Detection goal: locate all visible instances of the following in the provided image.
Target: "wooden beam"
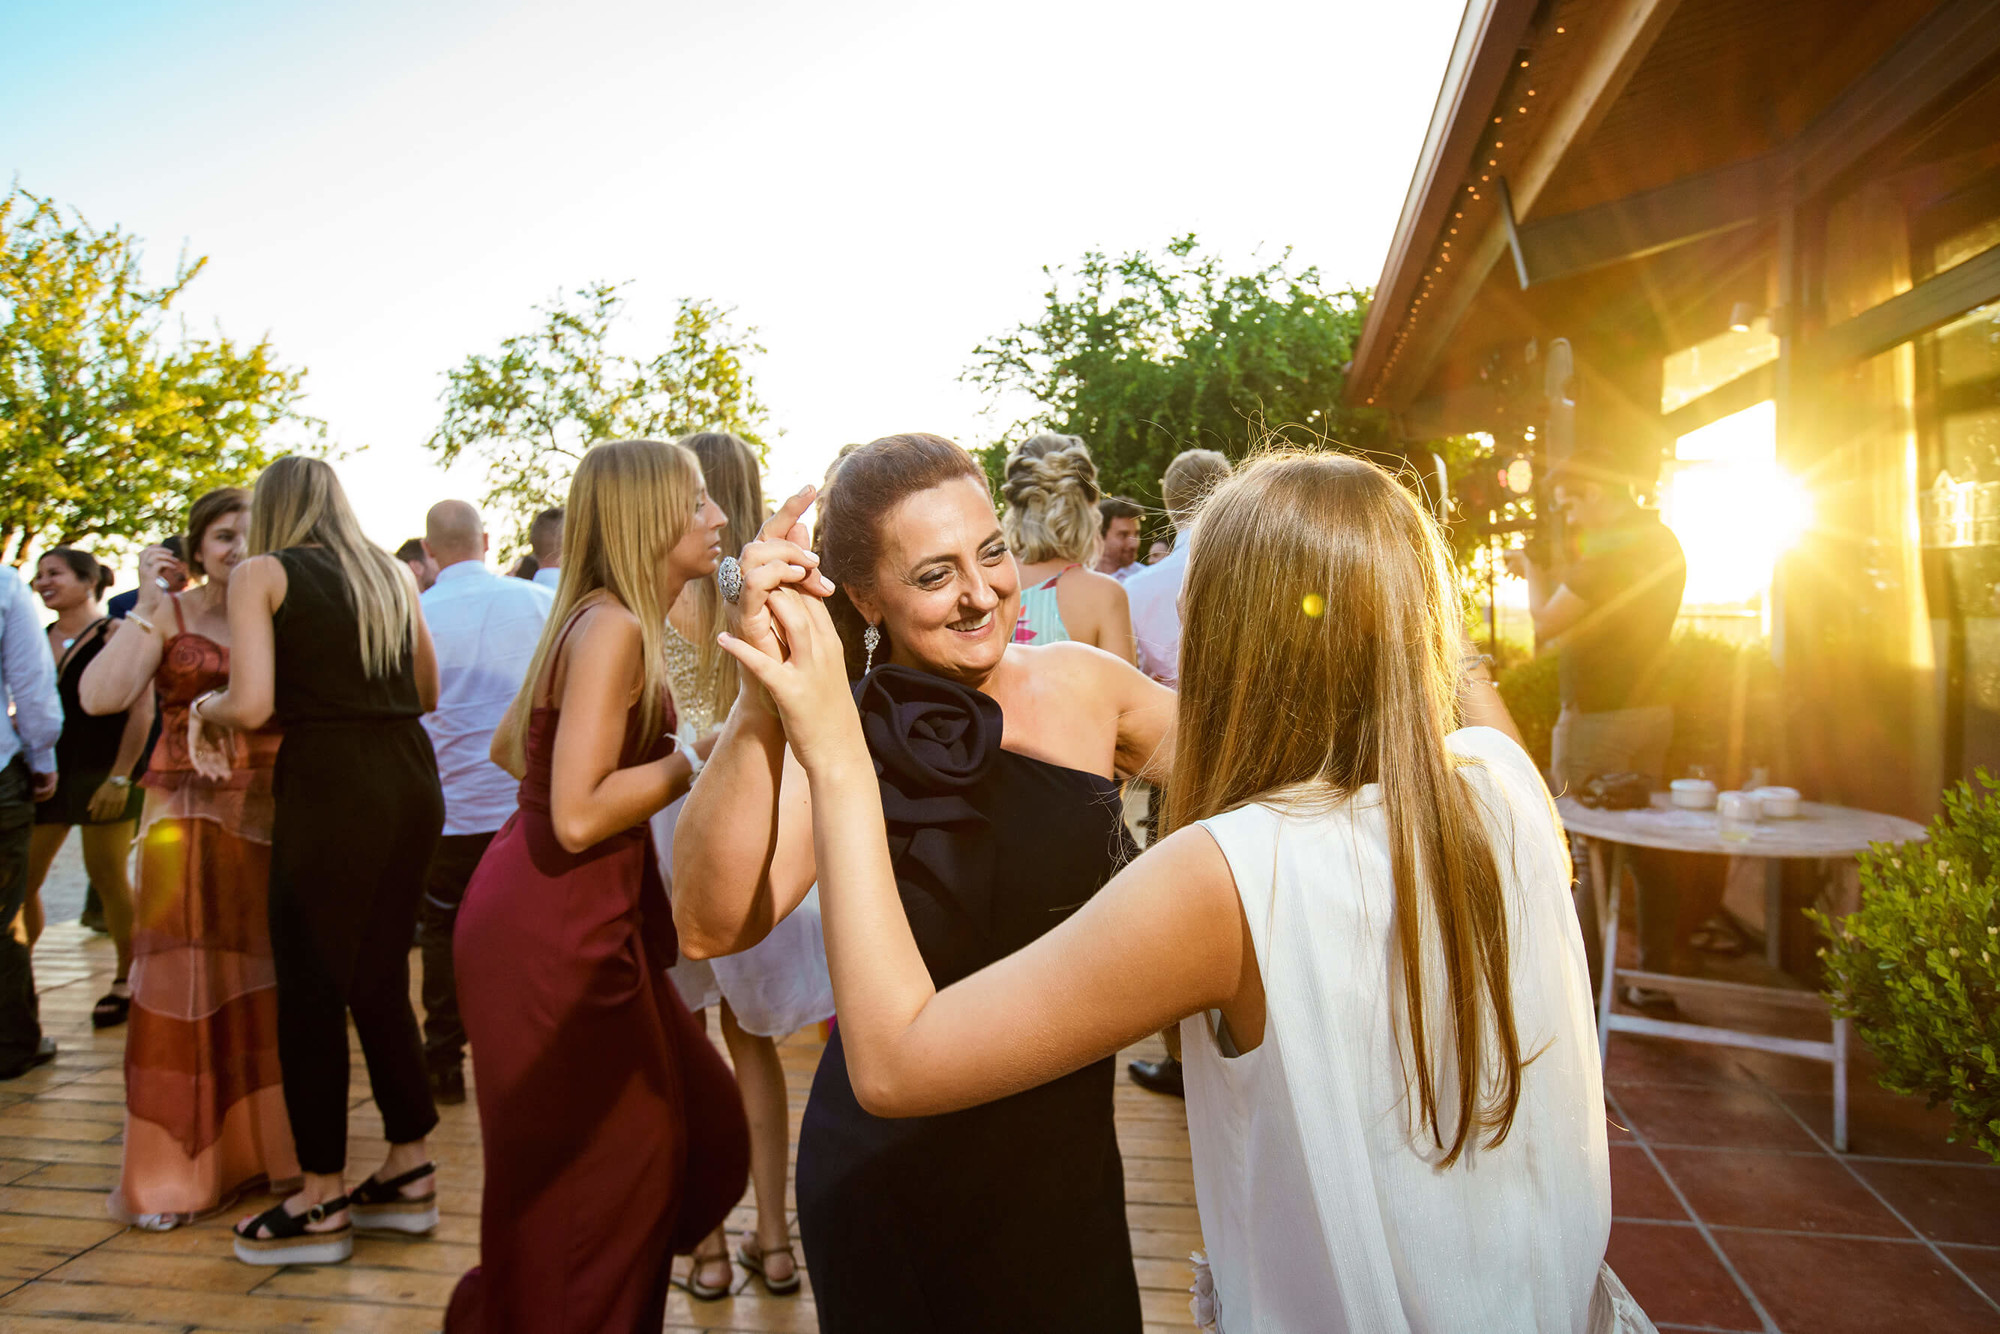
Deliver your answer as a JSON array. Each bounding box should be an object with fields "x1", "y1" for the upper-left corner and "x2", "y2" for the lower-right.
[
  {"x1": 1661, "y1": 360, "x2": 1777, "y2": 439},
  {"x1": 1350, "y1": 0, "x2": 1541, "y2": 397},
  {"x1": 1790, "y1": 0, "x2": 2000, "y2": 201},
  {"x1": 1809, "y1": 242, "x2": 2000, "y2": 367},
  {"x1": 1380, "y1": 0, "x2": 1685, "y2": 409},
  {"x1": 1505, "y1": 153, "x2": 1777, "y2": 288}
]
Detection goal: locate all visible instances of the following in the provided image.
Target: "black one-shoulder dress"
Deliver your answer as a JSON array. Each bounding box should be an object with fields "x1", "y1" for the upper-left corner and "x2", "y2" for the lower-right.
[{"x1": 795, "y1": 665, "x2": 1143, "y2": 1334}]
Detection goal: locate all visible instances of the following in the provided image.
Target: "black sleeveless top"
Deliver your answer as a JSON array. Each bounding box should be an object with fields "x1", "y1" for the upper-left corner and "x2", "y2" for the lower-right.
[
  {"x1": 271, "y1": 547, "x2": 421, "y2": 727},
  {"x1": 794, "y1": 664, "x2": 1143, "y2": 1334}
]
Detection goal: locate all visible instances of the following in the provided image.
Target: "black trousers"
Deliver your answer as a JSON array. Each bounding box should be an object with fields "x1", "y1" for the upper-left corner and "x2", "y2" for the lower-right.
[
  {"x1": 419, "y1": 829, "x2": 495, "y2": 1073},
  {"x1": 269, "y1": 723, "x2": 444, "y2": 1175},
  {"x1": 0, "y1": 759, "x2": 42, "y2": 1070}
]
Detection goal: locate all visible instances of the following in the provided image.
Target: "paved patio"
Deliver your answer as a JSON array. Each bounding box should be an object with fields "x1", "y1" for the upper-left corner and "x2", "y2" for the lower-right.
[{"x1": 0, "y1": 842, "x2": 1995, "y2": 1332}]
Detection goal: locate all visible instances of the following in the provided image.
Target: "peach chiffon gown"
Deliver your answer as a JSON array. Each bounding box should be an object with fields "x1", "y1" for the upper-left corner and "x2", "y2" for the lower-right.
[{"x1": 109, "y1": 598, "x2": 298, "y2": 1228}]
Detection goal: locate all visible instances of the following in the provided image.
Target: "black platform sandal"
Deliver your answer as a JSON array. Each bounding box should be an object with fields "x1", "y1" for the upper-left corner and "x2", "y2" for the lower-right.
[
  {"x1": 92, "y1": 981, "x2": 131, "y2": 1030},
  {"x1": 737, "y1": 1240, "x2": 801, "y2": 1296},
  {"x1": 232, "y1": 1195, "x2": 353, "y2": 1266},
  {"x1": 349, "y1": 1162, "x2": 439, "y2": 1235}
]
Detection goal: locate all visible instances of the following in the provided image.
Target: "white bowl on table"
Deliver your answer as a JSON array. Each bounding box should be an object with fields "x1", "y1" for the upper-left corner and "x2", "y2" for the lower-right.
[
  {"x1": 1752, "y1": 786, "x2": 1802, "y2": 819},
  {"x1": 1670, "y1": 779, "x2": 1718, "y2": 810}
]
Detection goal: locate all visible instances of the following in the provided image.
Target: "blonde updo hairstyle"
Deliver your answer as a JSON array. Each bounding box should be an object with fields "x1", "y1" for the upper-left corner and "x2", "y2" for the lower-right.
[{"x1": 1000, "y1": 432, "x2": 1103, "y2": 567}]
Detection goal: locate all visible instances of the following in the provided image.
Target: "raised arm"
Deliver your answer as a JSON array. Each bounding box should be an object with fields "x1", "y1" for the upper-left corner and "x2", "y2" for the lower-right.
[
  {"x1": 545, "y1": 607, "x2": 696, "y2": 853},
  {"x1": 79, "y1": 549, "x2": 178, "y2": 715},
  {"x1": 671, "y1": 486, "x2": 832, "y2": 960},
  {"x1": 721, "y1": 590, "x2": 1253, "y2": 1117}
]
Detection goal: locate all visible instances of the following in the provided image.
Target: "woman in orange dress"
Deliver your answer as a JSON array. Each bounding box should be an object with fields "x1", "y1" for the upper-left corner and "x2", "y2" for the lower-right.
[{"x1": 81, "y1": 489, "x2": 299, "y2": 1228}]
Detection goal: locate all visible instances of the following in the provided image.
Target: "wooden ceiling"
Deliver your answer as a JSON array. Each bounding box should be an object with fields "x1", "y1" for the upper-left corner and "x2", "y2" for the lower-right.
[{"x1": 1353, "y1": 0, "x2": 1969, "y2": 429}]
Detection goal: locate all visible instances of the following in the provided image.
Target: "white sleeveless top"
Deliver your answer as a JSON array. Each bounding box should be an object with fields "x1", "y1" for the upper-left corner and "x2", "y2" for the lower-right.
[{"x1": 1182, "y1": 727, "x2": 1612, "y2": 1333}]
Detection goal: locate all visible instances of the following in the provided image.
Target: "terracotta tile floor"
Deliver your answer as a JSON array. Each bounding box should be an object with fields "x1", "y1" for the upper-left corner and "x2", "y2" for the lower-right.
[
  {"x1": 2, "y1": 895, "x2": 1997, "y2": 1330},
  {"x1": 1601, "y1": 979, "x2": 2000, "y2": 1333}
]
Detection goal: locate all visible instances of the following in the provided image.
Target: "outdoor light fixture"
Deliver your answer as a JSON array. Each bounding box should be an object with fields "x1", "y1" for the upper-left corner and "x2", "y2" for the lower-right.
[{"x1": 1728, "y1": 302, "x2": 1758, "y2": 333}]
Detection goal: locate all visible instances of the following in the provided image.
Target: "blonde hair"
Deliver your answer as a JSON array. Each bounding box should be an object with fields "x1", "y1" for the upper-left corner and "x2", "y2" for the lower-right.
[
  {"x1": 679, "y1": 431, "x2": 764, "y2": 722},
  {"x1": 247, "y1": 456, "x2": 416, "y2": 679},
  {"x1": 496, "y1": 439, "x2": 701, "y2": 774},
  {"x1": 1161, "y1": 448, "x2": 1232, "y2": 527},
  {"x1": 1167, "y1": 449, "x2": 1522, "y2": 1168},
  {"x1": 1000, "y1": 432, "x2": 1102, "y2": 566}
]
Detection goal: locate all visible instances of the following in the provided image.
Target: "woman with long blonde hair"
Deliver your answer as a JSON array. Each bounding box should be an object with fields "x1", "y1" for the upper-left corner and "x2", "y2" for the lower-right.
[
  {"x1": 720, "y1": 449, "x2": 1631, "y2": 1332},
  {"x1": 657, "y1": 431, "x2": 830, "y2": 1300},
  {"x1": 446, "y1": 439, "x2": 749, "y2": 1334},
  {"x1": 186, "y1": 455, "x2": 445, "y2": 1267}
]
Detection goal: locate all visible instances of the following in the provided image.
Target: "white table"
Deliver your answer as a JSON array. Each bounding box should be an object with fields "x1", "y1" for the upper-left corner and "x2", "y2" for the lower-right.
[{"x1": 1557, "y1": 794, "x2": 1928, "y2": 1151}]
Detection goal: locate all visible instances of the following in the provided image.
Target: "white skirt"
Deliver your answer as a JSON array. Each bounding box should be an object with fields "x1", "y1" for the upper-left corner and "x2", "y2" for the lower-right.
[{"x1": 651, "y1": 794, "x2": 835, "y2": 1038}]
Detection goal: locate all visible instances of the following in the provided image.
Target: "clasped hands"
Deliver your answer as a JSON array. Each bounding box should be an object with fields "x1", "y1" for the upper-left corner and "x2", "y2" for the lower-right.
[{"x1": 718, "y1": 485, "x2": 867, "y2": 771}]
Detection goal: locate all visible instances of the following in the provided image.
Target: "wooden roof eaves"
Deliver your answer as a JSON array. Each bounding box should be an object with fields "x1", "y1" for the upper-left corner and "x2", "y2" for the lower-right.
[
  {"x1": 1354, "y1": 0, "x2": 1686, "y2": 416},
  {"x1": 1347, "y1": 0, "x2": 1541, "y2": 404}
]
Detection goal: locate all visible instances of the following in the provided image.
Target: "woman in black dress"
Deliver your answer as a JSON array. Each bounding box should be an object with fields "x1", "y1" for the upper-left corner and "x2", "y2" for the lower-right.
[
  {"x1": 188, "y1": 455, "x2": 444, "y2": 1268},
  {"x1": 674, "y1": 434, "x2": 1176, "y2": 1333},
  {"x1": 24, "y1": 548, "x2": 149, "y2": 1026}
]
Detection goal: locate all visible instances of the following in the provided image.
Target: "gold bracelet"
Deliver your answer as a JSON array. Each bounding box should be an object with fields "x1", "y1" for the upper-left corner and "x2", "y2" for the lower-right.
[{"x1": 126, "y1": 610, "x2": 160, "y2": 637}]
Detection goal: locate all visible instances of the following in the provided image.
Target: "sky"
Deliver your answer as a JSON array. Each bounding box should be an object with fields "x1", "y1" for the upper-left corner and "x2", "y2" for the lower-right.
[{"x1": 6, "y1": 0, "x2": 1468, "y2": 553}]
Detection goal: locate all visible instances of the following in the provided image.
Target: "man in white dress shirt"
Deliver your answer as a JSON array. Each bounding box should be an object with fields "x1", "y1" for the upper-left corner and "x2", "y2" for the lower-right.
[
  {"x1": 1093, "y1": 497, "x2": 1144, "y2": 581},
  {"x1": 528, "y1": 506, "x2": 564, "y2": 591},
  {"x1": 1124, "y1": 448, "x2": 1231, "y2": 688},
  {"x1": 1121, "y1": 448, "x2": 1230, "y2": 1101},
  {"x1": 417, "y1": 501, "x2": 554, "y2": 1103},
  {"x1": 0, "y1": 564, "x2": 63, "y2": 1079}
]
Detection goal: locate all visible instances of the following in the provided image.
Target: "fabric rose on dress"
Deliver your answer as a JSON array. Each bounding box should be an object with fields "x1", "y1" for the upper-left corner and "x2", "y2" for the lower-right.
[
  {"x1": 853, "y1": 664, "x2": 1004, "y2": 941},
  {"x1": 1189, "y1": 1250, "x2": 1220, "y2": 1332}
]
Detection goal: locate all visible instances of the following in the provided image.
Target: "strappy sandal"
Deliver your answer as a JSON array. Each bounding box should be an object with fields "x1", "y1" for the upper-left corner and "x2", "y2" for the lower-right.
[
  {"x1": 348, "y1": 1162, "x2": 439, "y2": 1235},
  {"x1": 92, "y1": 982, "x2": 131, "y2": 1030},
  {"x1": 737, "y1": 1240, "x2": 801, "y2": 1296},
  {"x1": 682, "y1": 1242, "x2": 735, "y2": 1301},
  {"x1": 232, "y1": 1195, "x2": 353, "y2": 1266}
]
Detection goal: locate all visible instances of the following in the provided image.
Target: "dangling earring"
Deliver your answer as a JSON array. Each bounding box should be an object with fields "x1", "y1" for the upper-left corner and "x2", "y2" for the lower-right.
[{"x1": 862, "y1": 623, "x2": 881, "y2": 674}]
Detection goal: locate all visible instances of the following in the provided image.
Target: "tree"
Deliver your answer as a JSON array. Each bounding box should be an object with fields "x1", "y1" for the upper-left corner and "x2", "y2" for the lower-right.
[
  {"x1": 965, "y1": 235, "x2": 1394, "y2": 497},
  {"x1": 427, "y1": 281, "x2": 769, "y2": 537},
  {"x1": 964, "y1": 235, "x2": 1512, "y2": 566},
  {"x1": 0, "y1": 187, "x2": 319, "y2": 566}
]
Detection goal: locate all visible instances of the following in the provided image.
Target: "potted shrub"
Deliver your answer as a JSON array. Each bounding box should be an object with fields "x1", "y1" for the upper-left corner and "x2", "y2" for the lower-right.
[{"x1": 1812, "y1": 773, "x2": 2000, "y2": 1163}]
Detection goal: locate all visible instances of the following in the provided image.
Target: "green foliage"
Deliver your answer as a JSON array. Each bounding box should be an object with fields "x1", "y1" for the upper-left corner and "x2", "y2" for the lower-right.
[
  {"x1": 1496, "y1": 647, "x2": 1560, "y2": 770},
  {"x1": 964, "y1": 237, "x2": 1382, "y2": 500},
  {"x1": 964, "y1": 235, "x2": 1506, "y2": 564},
  {"x1": 1812, "y1": 774, "x2": 2000, "y2": 1162},
  {"x1": 427, "y1": 281, "x2": 769, "y2": 539},
  {"x1": 0, "y1": 187, "x2": 319, "y2": 565},
  {"x1": 1494, "y1": 630, "x2": 1778, "y2": 776}
]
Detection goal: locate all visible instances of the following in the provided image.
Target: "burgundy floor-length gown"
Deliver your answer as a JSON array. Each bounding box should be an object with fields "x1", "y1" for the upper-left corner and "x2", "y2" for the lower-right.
[{"x1": 446, "y1": 694, "x2": 747, "y2": 1334}]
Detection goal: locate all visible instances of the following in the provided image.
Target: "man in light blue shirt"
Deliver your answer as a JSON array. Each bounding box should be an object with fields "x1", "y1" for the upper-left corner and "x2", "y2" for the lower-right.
[
  {"x1": 416, "y1": 501, "x2": 554, "y2": 1103},
  {"x1": 0, "y1": 563, "x2": 63, "y2": 1078},
  {"x1": 529, "y1": 506, "x2": 563, "y2": 592}
]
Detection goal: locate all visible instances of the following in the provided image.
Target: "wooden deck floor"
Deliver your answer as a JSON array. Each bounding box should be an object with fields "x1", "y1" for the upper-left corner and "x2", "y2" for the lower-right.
[{"x1": 0, "y1": 921, "x2": 1201, "y2": 1333}]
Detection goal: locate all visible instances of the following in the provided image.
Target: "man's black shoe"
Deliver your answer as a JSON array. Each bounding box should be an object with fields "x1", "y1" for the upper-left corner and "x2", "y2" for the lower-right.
[
  {"x1": 1127, "y1": 1055, "x2": 1184, "y2": 1099},
  {"x1": 0, "y1": 1037, "x2": 57, "y2": 1081},
  {"x1": 428, "y1": 1064, "x2": 466, "y2": 1106}
]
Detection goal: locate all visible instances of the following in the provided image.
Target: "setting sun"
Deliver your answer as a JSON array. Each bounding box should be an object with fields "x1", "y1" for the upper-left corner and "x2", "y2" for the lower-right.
[{"x1": 1662, "y1": 401, "x2": 1811, "y2": 608}]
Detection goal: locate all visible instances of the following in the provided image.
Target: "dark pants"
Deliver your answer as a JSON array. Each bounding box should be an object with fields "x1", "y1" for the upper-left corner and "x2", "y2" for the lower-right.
[
  {"x1": 0, "y1": 759, "x2": 42, "y2": 1070},
  {"x1": 269, "y1": 723, "x2": 443, "y2": 1175},
  {"x1": 420, "y1": 830, "x2": 495, "y2": 1073}
]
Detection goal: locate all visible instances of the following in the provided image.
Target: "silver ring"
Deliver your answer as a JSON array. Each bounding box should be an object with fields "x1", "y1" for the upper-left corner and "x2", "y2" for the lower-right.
[{"x1": 717, "y1": 555, "x2": 744, "y2": 604}]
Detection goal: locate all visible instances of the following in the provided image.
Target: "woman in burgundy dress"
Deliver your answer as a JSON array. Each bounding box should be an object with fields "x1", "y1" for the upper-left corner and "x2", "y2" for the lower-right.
[{"x1": 446, "y1": 438, "x2": 748, "y2": 1334}]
